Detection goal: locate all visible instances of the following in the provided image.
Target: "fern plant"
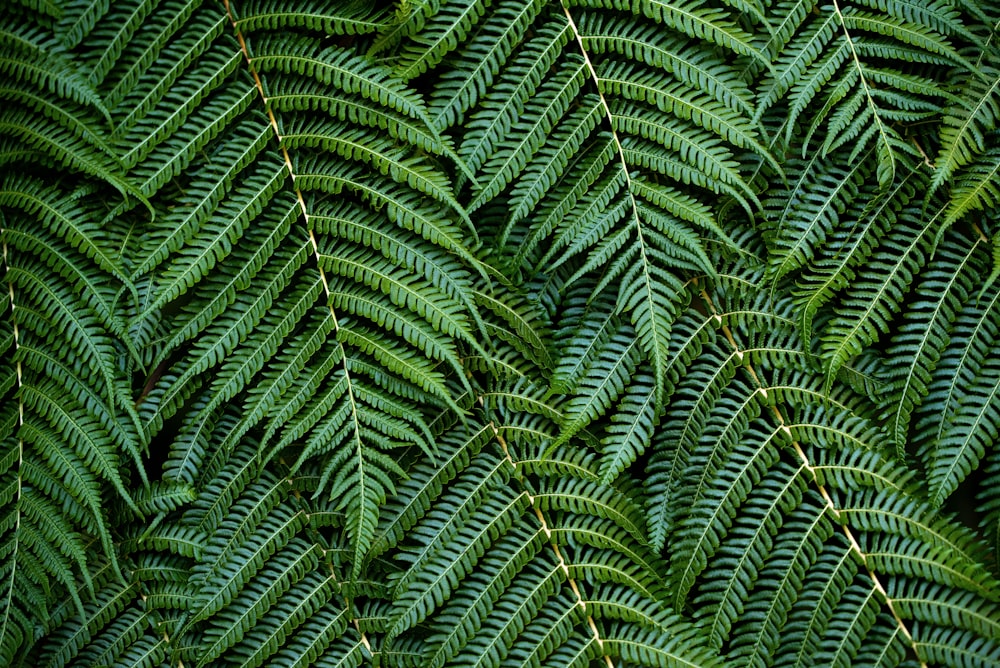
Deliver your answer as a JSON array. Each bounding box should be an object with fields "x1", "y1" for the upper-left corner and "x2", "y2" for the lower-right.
[{"x1": 2, "y1": 0, "x2": 1000, "y2": 666}]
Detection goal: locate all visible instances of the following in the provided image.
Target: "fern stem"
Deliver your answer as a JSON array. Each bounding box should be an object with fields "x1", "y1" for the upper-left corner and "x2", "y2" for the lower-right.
[
  {"x1": 560, "y1": 0, "x2": 666, "y2": 396},
  {"x1": 222, "y1": 1, "x2": 375, "y2": 656},
  {"x1": 698, "y1": 286, "x2": 929, "y2": 668},
  {"x1": 558, "y1": 3, "x2": 632, "y2": 202},
  {"x1": 830, "y1": 0, "x2": 897, "y2": 184},
  {"x1": 0, "y1": 225, "x2": 23, "y2": 659},
  {"x1": 559, "y1": 1, "x2": 643, "y2": 225},
  {"x1": 976, "y1": 17, "x2": 1000, "y2": 69},
  {"x1": 972, "y1": 221, "x2": 989, "y2": 244},
  {"x1": 1, "y1": 231, "x2": 22, "y2": 421},
  {"x1": 490, "y1": 421, "x2": 616, "y2": 668},
  {"x1": 911, "y1": 136, "x2": 934, "y2": 168}
]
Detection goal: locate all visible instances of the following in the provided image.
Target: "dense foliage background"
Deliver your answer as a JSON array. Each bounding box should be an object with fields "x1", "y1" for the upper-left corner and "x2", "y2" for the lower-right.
[{"x1": 3, "y1": 0, "x2": 1000, "y2": 665}]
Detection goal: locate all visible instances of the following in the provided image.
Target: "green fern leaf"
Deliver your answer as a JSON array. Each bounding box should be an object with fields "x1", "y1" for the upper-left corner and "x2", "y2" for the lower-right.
[
  {"x1": 428, "y1": 0, "x2": 548, "y2": 129},
  {"x1": 882, "y1": 230, "x2": 983, "y2": 456},
  {"x1": 7, "y1": 1, "x2": 1000, "y2": 665},
  {"x1": 249, "y1": 35, "x2": 438, "y2": 130},
  {"x1": 942, "y1": 143, "x2": 1000, "y2": 231},
  {"x1": 577, "y1": 0, "x2": 767, "y2": 63},
  {"x1": 393, "y1": 0, "x2": 489, "y2": 81},
  {"x1": 931, "y1": 66, "x2": 1000, "y2": 196},
  {"x1": 232, "y1": 0, "x2": 391, "y2": 35},
  {"x1": 818, "y1": 196, "x2": 937, "y2": 389},
  {"x1": 913, "y1": 271, "x2": 1000, "y2": 507}
]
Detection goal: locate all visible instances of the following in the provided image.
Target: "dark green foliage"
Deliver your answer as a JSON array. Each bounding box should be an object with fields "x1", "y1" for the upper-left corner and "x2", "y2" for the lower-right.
[{"x1": 2, "y1": 0, "x2": 1000, "y2": 666}]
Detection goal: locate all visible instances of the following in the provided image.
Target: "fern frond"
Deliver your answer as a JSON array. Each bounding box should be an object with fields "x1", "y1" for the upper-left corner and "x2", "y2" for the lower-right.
[
  {"x1": 280, "y1": 120, "x2": 464, "y2": 216},
  {"x1": 913, "y1": 269, "x2": 1000, "y2": 506},
  {"x1": 616, "y1": 109, "x2": 760, "y2": 215},
  {"x1": 267, "y1": 604, "x2": 366, "y2": 668},
  {"x1": 232, "y1": 0, "x2": 391, "y2": 35},
  {"x1": 578, "y1": 12, "x2": 755, "y2": 116},
  {"x1": 836, "y1": 488, "x2": 998, "y2": 596},
  {"x1": 932, "y1": 67, "x2": 1000, "y2": 199},
  {"x1": 0, "y1": 173, "x2": 129, "y2": 284},
  {"x1": 721, "y1": 491, "x2": 833, "y2": 667},
  {"x1": 456, "y1": 19, "x2": 573, "y2": 175},
  {"x1": 790, "y1": 165, "x2": 919, "y2": 342},
  {"x1": 386, "y1": 484, "x2": 531, "y2": 640},
  {"x1": 643, "y1": 301, "x2": 726, "y2": 546},
  {"x1": 468, "y1": 56, "x2": 588, "y2": 212},
  {"x1": 428, "y1": 0, "x2": 547, "y2": 129},
  {"x1": 248, "y1": 34, "x2": 438, "y2": 130},
  {"x1": 881, "y1": 229, "x2": 984, "y2": 456},
  {"x1": 81, "y1": 0, "x2": 159, "y2": 89},
  {"x1": 195, "y1": 538, "x2": 325, "y2": 665},
  {"x1": 152, "y1": 199, "x2": 301, "y2": 363},
  {"x1": 181, "y1": 476, "x2": 304, "y2": 640},
  {"x1": 209, "y1": 568, "x2": 342, "y2": 668},
  {"x1": 103, "y1": 6, "x2": 226, "y2": 127},
  {"x1": 1, "y1": 219, "x2": 130, "y2": 348},
  {"x1": 503, "y1": 97, "x2": 606, "y2": 232},
  {"x1": 839, "y1": 9, "x2": 970, "y2": 66},
  {"x1": 0, "y1": 83, "x2": 115, "y2": 161},
  {"x1": 370, "y1": 0, "x2": 441, "y2": 57},
  {"x1": 320, "y1": 243, "x2": 482, "y2": 357},
  {"x1": 599, "y1": 368, "x2": 659, "y2": 483},
  {"x1": 50, "y1": 602, "x2": 157, "y2": 668},
  {"x1": 55, "y1": 1, "x2": 110, "y2": 51},
  {"x1": 599, "y1": 620, "x2": 724, "y2": 667},
  {"x1": 128, "y1": 117, "x2": 273, "y2": 279},
  {"x1": 760, "y1": 0, "x2": 956, "y2": 191},
  {"x1": 6, "y1": 0, "x2": 1000, "y2": 665},
  {"x1": 296, "y1": 155, "x2": 480, "y2": 263},
  {"x1": 1, "y1": 108, "x2": 142, "y2": 203},
  {"x1": 0, "y1": 24, "x2": 108, "y2": 118},
  {"x1": 598, "y1": 61, "x2": 776, "y2": 172},
  {"x1": 942, "y1": 143, "x2": 1000, "y2": 230},
  {"x1": 445, "y1": 558, "x2": 567, "y2": 668},
  {"x1": 671, "y1": 415, "x2": 794, "y2": 612},
  {"x1": 149, "y1": 221, "x2": 309, "y2": 418},
  {"x1": 312, "y1": 199, "x2": 477, "y2": 318},
  {"x1": 554, "y1": 317, "x2": 640, "y2": 449},
  {"x1": 420, "y1": 523, "x2": 548, "y2": 668},
  {"x1": 36, "y1": 570, "x2": 144, "y2": 668},
  {"x1": 818, "y1": 192, "x2": 937, "y2": 388},
  {"x1": 392, "y1": 0, "x2": 489, "y2": 81},
  {"x1": 0, "y1": 262, "x2": 135, "y2": 661},
  {"x1": 116, "y1": 48, "x2": 248, "y2": 178},
  {"x1": 765, "y1": 152, "x2": 872, "y2": 284},
  {"x1": 574, "y1": 0, "x2": 768, "y2": 63},
  {"x1": 369, "y1": 425, "x2": 493, "y2": 561}
]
